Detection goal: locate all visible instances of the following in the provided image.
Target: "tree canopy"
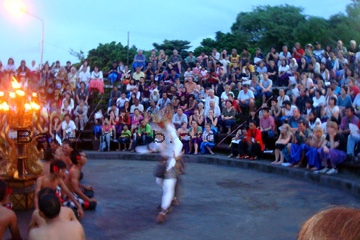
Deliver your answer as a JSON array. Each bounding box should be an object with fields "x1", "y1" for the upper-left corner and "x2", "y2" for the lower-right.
[
  {"x1": 76, "y1": 0, "x2": 360, "y2": 70},
  {"x1": 153, "y1": 40, "x2": 191, "y2": 59}
]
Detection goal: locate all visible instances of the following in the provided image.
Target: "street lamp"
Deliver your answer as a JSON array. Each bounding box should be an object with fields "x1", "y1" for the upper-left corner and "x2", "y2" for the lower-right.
[
  {"x1": 21, "y1": 9, "x2": 44, "y2": 69},
  {"x1": 4, "y1": 0, "x2": 44, "y2": 69}
]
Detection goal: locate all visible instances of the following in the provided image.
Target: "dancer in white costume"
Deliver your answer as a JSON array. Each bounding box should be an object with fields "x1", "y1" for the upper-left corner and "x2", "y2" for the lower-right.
[{"x1": 136, "y1": 113, "x2": 184, "y2": 224}]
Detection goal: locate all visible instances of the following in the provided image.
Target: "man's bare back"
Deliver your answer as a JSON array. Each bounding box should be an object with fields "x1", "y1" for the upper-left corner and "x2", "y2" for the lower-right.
[
  {"x1": 29, "y1": 219, "x2": 85, "y2": 240},
  {"x1": 28, "y1": 207, "x2": 77, "y2": 231},
  {"x1": 0, "y1": 206, "x2": 20, "y2": 240}
]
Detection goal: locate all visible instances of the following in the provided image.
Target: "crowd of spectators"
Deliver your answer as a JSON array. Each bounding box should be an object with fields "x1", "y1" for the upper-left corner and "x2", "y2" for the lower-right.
[{"x1": 2, "y1": 39, "x2": 360, "y2": 174}]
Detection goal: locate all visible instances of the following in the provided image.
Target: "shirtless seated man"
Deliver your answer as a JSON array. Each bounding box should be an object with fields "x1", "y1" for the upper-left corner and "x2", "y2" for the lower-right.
[
  {"x1": 28, "y1": 187, "x2": 77, "y2": 233},
  {"x1": 54, "y1": 139, "x2": 73, "y2": 170},
  {"x1": 0, "y1": 179, "x2": 21, "y2": 240},
  {"x1": 42, "y1": 139, "x2": 60, "y2": 176},
  {"x1": 29, "y1": 194, "x2": 85, "y2": 240},
  {"x1": 64, "y1": 150, "x2": 97, "y2": 210},
  {"x1": 34, "y1": 160, "x2": 84, "y2": 219}
]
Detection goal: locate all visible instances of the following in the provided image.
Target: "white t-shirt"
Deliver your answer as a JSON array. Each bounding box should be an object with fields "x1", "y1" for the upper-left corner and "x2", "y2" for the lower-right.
[
  {"x1": 302, "y1": 78, "x2": 314, "y2": 89},
  {"x1": 324, "y1": 106, "x2": 339, "y2": 118},
  {"x1": 79, "y1": 65, "x2": 90, "y2": 74},
  {"x1": 237, "y1": 90, "x2": 255, "y2": 101},
  {"x1": 278, "y1": 65, "x2": 290, "y2": 73},
  {"x1": 61, "y1": 120, "x2": 76, "y2": 138},
  {"x1": 116, "y1": 97, "x2": 129, "y2": 108},
  {"x1": 284, "y1": 105, "x2": 297, "y2": 117},
  {"x1": 91, "y1": 71, "x2": 103, "y2": 80},
  {"x1": 210, "y1": 52, "x2": 221, "y2": 62},
  {"x1": 312, "y1": 96, "x2": 325, "y2": 108},
  {"x1": 29, "y1": 64, "x2": 38, "y2": 72},
  {"x1": 353, "y1": 93, "x2": 360, "y2": 108},
  {"x1": 205, "y1": 96, "x2": 219, "y2": 108},
  {"x1": 130, "y1": 104, "x2": 144, "y2": 113},
  {"x1": 79, "y1": 71, "x2": 90, "y2": 84},
  {"x1": 221, "y1": 91, "x2": 234, "y2": 101}
]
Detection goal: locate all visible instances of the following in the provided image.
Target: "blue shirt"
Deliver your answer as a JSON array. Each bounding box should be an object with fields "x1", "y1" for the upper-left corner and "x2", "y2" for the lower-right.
[
  {"x1": 334, "y1": 86, "x2": 341, "y2": 95},
  {"x1": 134, "y1": 54, "x2": 145, "y2": 62},
  {"x1": 337, "y1": 94, "x2": 352, "y2": 108}
]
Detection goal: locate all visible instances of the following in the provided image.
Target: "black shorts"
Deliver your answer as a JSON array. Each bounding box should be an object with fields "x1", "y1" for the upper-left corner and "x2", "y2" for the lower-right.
[{"x1": 275, "y1": 143, "x2": 286, "y2": 151}]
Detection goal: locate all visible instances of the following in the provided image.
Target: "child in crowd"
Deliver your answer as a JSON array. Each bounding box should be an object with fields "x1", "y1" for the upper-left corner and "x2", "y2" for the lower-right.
[
  {"x1": 200, "y1": 123, "x2": 215, "y2": 154},
  {"x1": 117, "y1": 125, "x2": 131, "y2": 151},
  {"x1": 99, "y1": 117, "x2": 114, "y2": 152}
]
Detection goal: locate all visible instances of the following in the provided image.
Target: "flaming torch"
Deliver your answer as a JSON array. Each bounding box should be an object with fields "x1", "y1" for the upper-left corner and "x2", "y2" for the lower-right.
[{"x1": 0, "y1": 77, "x2": 44, "y2": 210}]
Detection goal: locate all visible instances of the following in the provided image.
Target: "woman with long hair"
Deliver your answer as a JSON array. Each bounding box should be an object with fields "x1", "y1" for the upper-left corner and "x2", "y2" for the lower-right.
[
  {"x1": 272, "y1": 124, "x2": 292, "y2": 164},
  {"x1": 157, "y1": 49, "x2": 168, "y2": 66},
  {"x1": 89, "y1": 66, "x2": 104, "y2": 94},
  {"x1": 305, "y1": 125, "x2": 325, "y2": 170},
  {"x1": 278, "y1": 59, "x2": 290, "y2": 86},
  {"x1": 189, "y1": 108, "x2": 203, "y2": 127},
  {"x1": 184, "y1": 94, "x2": 197, "y2": 117}
]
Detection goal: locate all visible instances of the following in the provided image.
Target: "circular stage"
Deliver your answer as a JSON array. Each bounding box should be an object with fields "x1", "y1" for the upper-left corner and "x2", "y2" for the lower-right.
[
  {"x1": 81, "y1": 160, "x2": 359, "y2": 240},
  {"x1": 7, "y1": 159, "x2": 360, "y2": 240}
]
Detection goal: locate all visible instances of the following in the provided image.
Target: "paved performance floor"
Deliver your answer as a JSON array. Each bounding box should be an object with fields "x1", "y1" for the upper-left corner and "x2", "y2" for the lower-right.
[{"x1": 6, "y1": 159, "x2": 360, "y2": 240}]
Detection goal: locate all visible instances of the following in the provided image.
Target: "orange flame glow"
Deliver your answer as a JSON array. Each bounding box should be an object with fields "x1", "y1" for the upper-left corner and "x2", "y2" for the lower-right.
[
  {"x1": 15, "y1": 90, "x2": 25, "y2": 96},
  {"x1": 32, "y1": 93, "x2": 37, "y2": 97},
  {"x1": 9, "y1": 92, "x2": 15, "y2": 98},
  {"x1": 11, "y1": 77, "x2": 21, "y2": 89},
  {"x1": 0, "y1": 92, "x2": 4, "y2": 97},
  {"x1": 30, "y1": 102, "x2": 40, "y2": 110},
  {"x1": 2, "y1": 102, "x2": 10, "y2": 111},
  {"x1": 25, "y1": 103, "x2": 32, "y2": 110}
]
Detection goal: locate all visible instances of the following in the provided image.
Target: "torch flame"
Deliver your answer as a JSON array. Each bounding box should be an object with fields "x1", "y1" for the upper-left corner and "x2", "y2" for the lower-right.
[
  {"x1": 9, "y1": 92, "x2": 15, "y2": 98},
  {"x1": 25, "y1": 103, "x2": 32, "y2": 110},
  {"x1": 0, "y1": 92, "x2": 4, "y2": 97},
  {"x1": 11, "y1": 77, "x2": 21, "y2": 89},
  {"x1": 15, "y1": 90, "x2": 25, "y2": 96},
  {"x1": 2, "y1": 102, "x2": 9, "y2": 111},
  {"x1": 30, "y1": 102, "x2": 40, "y2": 110},
  {"x1": 32, "y1": 93, "x2": 37, "y2": 97}
]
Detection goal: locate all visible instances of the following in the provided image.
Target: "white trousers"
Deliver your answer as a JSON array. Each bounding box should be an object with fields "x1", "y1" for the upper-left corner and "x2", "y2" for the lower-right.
[{"x1": 156, "y1": 177, "x2": 177, "y2": 210}]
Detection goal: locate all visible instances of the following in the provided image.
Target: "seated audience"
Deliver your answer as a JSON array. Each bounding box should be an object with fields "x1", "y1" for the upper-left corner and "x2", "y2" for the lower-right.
[
  {"x1": 317, "y1": 121, "x2": 347, "y2": 175},
  {"x1": 200, "y1": 124, "x2": 215, "y2": 154},
  {"x1": 272, "y1": 124, "x2": 292, "y2": 165},
  {"x1": 238, "y1": 120, "x2": 264, "y2": 160}
]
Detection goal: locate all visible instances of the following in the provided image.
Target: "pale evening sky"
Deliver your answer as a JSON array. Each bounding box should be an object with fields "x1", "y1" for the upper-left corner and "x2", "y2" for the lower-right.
[{"x1": 0, "y1": 0, "x2": 352, "y2": 67}]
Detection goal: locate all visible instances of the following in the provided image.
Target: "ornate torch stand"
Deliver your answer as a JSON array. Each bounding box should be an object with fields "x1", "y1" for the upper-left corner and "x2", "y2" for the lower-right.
[{"x1": 0, "y1": 78, "x2": 44, "y2": 210}]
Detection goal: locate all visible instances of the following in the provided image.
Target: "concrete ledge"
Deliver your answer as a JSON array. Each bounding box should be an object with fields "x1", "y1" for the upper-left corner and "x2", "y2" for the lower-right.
[{"x1": 83, "y1": 151, "x2": 360, "y2": 198}]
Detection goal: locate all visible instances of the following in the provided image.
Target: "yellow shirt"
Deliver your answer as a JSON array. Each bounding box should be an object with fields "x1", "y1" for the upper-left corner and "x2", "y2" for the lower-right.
[
  {"x1": 133, "y1": 72, "x2": 145, "y2": 81},
  {"x1": 242, "y1": 65, "x2": 255, "y2": 73}
]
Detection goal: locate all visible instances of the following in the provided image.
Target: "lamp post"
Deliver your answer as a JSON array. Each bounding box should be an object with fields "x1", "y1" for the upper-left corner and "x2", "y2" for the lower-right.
[{"x1": 21, "y1": 9, "x2": 44, "y2": 69}]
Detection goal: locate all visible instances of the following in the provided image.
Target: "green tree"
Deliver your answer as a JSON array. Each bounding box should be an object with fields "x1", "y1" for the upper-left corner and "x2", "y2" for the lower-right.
[
  {"x1": 231, "y1": 5, "x2": 305, "y2": 51},
  {"x1": 194, "y1": 31, "x2": 248, "y2": 57},
  {"x1": 152, "y1": 40, "x2": 191, "y2": 59},
  {"x1": 293, "y1": 17, "x2": 329, "y2": 47},
  {"x1": 329, "y1": 0, "x2": 360, "y2": 46},
  {"x1": 86, "y1": 41, "x2": 138, "y2": 72}
]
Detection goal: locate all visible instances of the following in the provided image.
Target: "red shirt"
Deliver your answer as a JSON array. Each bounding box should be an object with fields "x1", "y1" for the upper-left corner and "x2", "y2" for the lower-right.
[
  {"x1": 208, "y1": 73, "x2": 219, "y2": 83},
  {"x1": 245, "y1": 128, "x2": 264, "y2": 151},
  {"x1": 351, "y1": 86, "x2": 360, "y2": 98},
  {"x1": 293, "y1": 49, "x2": 304, "y2": 61}
]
